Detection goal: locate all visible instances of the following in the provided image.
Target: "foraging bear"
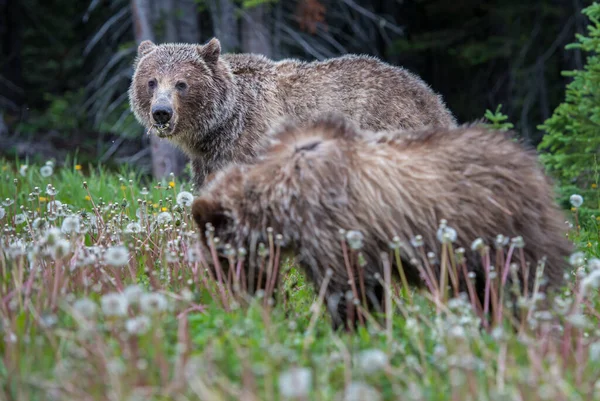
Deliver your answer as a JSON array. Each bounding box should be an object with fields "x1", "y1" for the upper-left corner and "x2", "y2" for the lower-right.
[
  {"x1": 191, "y1": 114, "x2": 572, "y2": 329},
  {"x1": 128, "y1": 38, "x2": 456, "y2": 190}
]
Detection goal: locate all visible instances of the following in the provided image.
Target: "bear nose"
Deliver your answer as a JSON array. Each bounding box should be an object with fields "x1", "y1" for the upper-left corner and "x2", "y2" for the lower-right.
[{"x1": 152, "y1": 105, "x2": 173, "y2": 125}]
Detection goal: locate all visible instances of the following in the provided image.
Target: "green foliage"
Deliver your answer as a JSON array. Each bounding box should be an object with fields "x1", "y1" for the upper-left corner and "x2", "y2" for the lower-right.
[
  {"x1": 483, "y1": 104, "x2": 515, "y2": 131},
  {"x1": 15, "y1": 90, "x2": 86, "y2": 135},
  {"x1": 538, "y1": 2, "x2": 600, "y2": 215}
]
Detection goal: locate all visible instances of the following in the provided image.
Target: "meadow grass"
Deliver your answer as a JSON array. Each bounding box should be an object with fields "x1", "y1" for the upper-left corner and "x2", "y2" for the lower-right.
[{"x1": 1, "y1": 157, "x2": 600, "y2": 401}]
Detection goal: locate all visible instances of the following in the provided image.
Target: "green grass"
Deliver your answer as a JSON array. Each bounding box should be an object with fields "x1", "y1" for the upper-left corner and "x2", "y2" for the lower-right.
[{"x1": 1, "y1": 157, "x2": 600, "y2": 401}]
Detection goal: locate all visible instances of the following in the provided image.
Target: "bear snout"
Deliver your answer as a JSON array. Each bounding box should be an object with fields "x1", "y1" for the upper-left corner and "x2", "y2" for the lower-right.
[{"x1": 152, "y1": 104, "x2": 174, "y2": 125}]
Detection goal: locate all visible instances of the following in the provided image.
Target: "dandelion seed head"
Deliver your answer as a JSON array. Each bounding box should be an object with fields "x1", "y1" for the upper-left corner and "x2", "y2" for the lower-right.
[
  {"x1": 510, "y1": 236, "x2": 525, "y2": 248},
  {"x1": 345, "y1": 230, "x2": 364, "y2": 250},
  {"x1": 343, "y1": 382, "x2": 381, "y2": 401},
  {"x1": 40, "y1": 165, "x2": 53, "y2": 177},
  {"x1": 125, "y1": 222, "x2": 142, "y2": 234},
  {"x1": 47, "y1": 200, "x2": 62, "y2": 212},
  {"x1": 14, "y1": 213, "x2": 26, "y2": 225},
  {"x1": 104, "y1": 245, "x2": 129, "y2": 266},
  {"x1": 101, "y1": 293, "x2": 129, "y2": 317},
  {"x1": 157, "y1": 211, "x2": 173, "y2": 225},
  {"x1": 73, "y1": 298, "x2": 97, "y2": 320},
  {"x1": 356, "y1": 349, "x2": 388, "y2": 374},
  {"x1": 0, "y1": 206, "x2": 5, "y2": 220},
  {"x1": 278, "y1": 367, "x2": 312, "y2": 399},
  {"x1": 61, "y1": 215, "x2": 81, "y2": 234},
  {"x1": 437, "y1": 225, "x2": 457, "y2": 243},
  {"x1": 410, "y1": 235, "x2": 424, "y2": 247},
  {"x1": 139, "y1": 292, "x2": 168, "y2": 314},
  {"x1": 50, "y1": 239, "x2": 71, "y2": 259},
  {"x1": 176, "y1": 191, "x2": 194, "y2": 207},
  {"x1": 570, "y1": 194, "x2": 583, "y2": 208},
  {"x1": 46, "y1": 184, "x2": 57, "y2": 196},
  {"x1": 125, "y1": 316, "x2": 151, "y2": 335},
  {"x1": 569, "y1": 251, "x2": 586, "y2": 267}
]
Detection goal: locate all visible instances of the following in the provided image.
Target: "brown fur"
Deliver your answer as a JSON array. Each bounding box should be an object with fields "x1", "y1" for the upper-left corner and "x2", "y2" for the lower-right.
[
  {"x1": 128, "y1": 38, "x2": 457, "y2": 190},
  {"x1": 191, "y1": 114, "x2": 573, "y2": 329}
]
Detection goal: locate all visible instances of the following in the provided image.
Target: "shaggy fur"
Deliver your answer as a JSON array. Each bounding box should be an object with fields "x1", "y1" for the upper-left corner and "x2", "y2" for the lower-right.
[
  {"x1": 191, "y1": 114, "x2": 573, "y2": 329},
  {"x1": 128, "y1": 38, "x2": 457, "y2": 190}
]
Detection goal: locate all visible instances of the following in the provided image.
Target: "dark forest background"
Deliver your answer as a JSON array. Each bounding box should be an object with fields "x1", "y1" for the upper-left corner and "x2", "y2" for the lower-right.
[{"x1": 0, "y1": 0, "x2": 594, "y2": 180}]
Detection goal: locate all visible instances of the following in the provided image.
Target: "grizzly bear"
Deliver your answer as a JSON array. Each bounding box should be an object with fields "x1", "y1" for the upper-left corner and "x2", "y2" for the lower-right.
[
  {"x1": 128, "y1": 38, "x2": 456, "y2": 190},
  {"x1": 191, "y1": 113, "x2": 573, "y2": 329}
]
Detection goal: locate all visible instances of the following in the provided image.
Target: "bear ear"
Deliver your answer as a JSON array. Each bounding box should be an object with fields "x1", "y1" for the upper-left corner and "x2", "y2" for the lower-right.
[
  {"x1": 198, "y1": 38, "x2": 221, "y2": 65},
  {"x1": 138, "y1": 40, "x2": 157, "y2": 57},
  {"x1": 191, "y1": 196, "x2": 231, "y2": 236}
]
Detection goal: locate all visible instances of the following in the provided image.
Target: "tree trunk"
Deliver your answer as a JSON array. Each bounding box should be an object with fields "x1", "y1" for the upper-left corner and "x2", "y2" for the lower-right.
[
  {"x1": 207, "y1": 0, "x2": 239, "y2": 52},
  {"x1": 0, "y1": 0, "x2": 24, "y2": 113},
  {"x1": 241, "y1": 3, "x2": 272, "y2": 57},
  {"x1": 130, "y1": 0, "x2": 189, "y2": 180}
]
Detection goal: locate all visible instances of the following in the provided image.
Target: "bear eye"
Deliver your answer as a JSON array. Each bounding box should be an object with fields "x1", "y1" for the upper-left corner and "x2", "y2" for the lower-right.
[
  {"x1": 148, "y1": 79, "x2": 157, "y2": 89},
  {"x1": 175, "y1": 81, "x2": 188, "y2": 91}
]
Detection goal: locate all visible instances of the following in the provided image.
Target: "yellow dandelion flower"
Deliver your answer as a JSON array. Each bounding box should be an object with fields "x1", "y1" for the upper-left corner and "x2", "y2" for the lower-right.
[
  {"x1": 38, "y1": 197, "x2": 48, "y2": 202},
  {"x1": 588, "y1": 242, "x2": 593, "y2": 248},
  {"x1": 571, "y1": 207, "x2": 577, "y2": 212},
  {"x1": 153, "y1": 203, "x2": 159, "y2": 209},
  {"x1": 161, "y1": 207, "x2": 168, "y2": 212},
  {"x1": 592, "y1": 183, "x2": 598, "y2": 189},
  {"x1": 120, "y1": 185, "x2": 127, "y2": 191},
  {"x1": 85, "y1": 195, "x2": 91, "y2": 201},
  {"x1": 1, "y1": 166, "x2": 7, "y2": 171},
  {"x1": 169, "y1": 181, "x2": 176, "y2": 188},
  {"x1": 75, "y1": 165, "x2": 82, "y2": 171}
]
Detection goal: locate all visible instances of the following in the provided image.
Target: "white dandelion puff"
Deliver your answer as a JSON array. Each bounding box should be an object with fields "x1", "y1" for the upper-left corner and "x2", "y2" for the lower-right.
[
  {"x1": 124, "y1": 284, "x2": 145, "y2": 305},
  {"x1": 343, "y1": 382, "x2": 381, "y2": 401},
  {"x1": 157, "y1": 212, "x2": 173, "y2": 225},
  {"x1": 125, "y1": 222, "x2": 143, "y2": 234},
  {"x1": 72, "y1": 298, "x2": 97, "y2": 320},
  {"x1": 139, "y1": 292, "x2": 168, "y2": 314},
  {"x1": 176, "y1": 191, "x2": 194, "y2": 207},
  {"x1": 101, "y1": 292, "x2": 129, "y2": 317},
  {"x1": 61, "y1": 215, "x2": 81, "y2": 234},
  {"x1": 104, "y1": 245, "x2": 129, "y2": 266},
  {"x1": 437, "y1": 225, "x2": 457, "y2": 243},
  {"x1": 125, "y1": 316, "x2": 151, "y2": 335},
  {"x1": 0, "y1": 206, "x2": 5, "y2": 220},
  {"x1": 45, "y1": 184, "x2": 58, "y2": 196},
  {"x1": 278, "y1": 367, "x2": 312, "y2": 399},
  {"x1": 40, "y1": 165, "x2": 53, "y2": 177},
  {"x1": 14, "y1": 213, "x2": 27, "y2": 225},
  {"x1": 345, "y1": 230, "x2": 364, "y2": 250},
  {"x1": 570, "y1": 194, "x2": 583, "y2": 208},
  {"x1": 569, "y1": 251, "x2": 586, "y2": 267},
  {"x1": 19, "y1": 165, "x2": 28, "y2": 176},
  {"x1": 355, "y1": 349, "x2": 388, "y2": 374},
  {"x1": 47, "y1": 200, "x2": 62, "y2": 213}
]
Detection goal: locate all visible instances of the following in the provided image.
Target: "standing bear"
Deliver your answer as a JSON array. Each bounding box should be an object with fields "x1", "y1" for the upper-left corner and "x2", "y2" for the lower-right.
[
  {"x1": 128, "y1": 38, "x2": 456, "y2": 190},
  {"x1": 191, "y1": 114, "x2": 572, "y2": 329}
]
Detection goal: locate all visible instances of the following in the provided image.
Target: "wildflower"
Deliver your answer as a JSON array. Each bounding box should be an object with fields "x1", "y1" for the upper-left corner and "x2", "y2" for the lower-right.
[
  {"x1": 176, "y1": 191, "x2": 194, "y2": 207},
  {"x1": 157, "y1": 211, "x2": 173, "y2": 225},
  {"x1": 38, "y1": 196, "x2": 48, "y2": 203},
  {"x1": 570, "y1": 194, "x2": 583, "y2": 208},
  {"x1": 61, "y1": 215, "x2": 81, "y2": 234},
  {"x1": 124, "y1": 284, "x2": 145, "y2": 305},
  {"x1": 50, "y1": 239, "x2": 71, "y2": 259},
  {"x1": 356, "y1": 349, "x2": 388, "y2": 374},
  {"x1": 278, "y1": 367, "x2": 312, "y2": 399},
  {"x1": 411, "y1": 235, "x2": 424, "y2": 247},
  {"x1": 125, "y1": 222, "x2": 142, "y2": 234},
  {"x1": 3, "y1": 198, "x2": 14, "y2": 207},
  {"x1": 14, "y1": 213, "x2": 27, "y2": 225},
  {"x1": 471, "y1": 238, "x2": 485, "y2": 251},
  {"x1": 569, "y1": 251, "x2": 586, "y2": 267},
  {"x1": 84, "y1": 195, "x2": 91, "y2": 201},
  {"x1": 47, "y1": 200, "x2": 62, "y2": 213},
  {"x1": 589, "y1": 258, "x2": 600, "y2": 271},
  {"x1": 187, "y1": 247, "x2": 200, "y2": 263},
  {"x1": 593, "y1": 183, "x2": 598, "y2": 189},
  {"x1": 74, "y1": 164, "x2": 82, "y2": 171},
  {"x1": 510, "y1": 236, "x2": 525, "y2": 248},
  {"x1": 169, "y1": 181, "x2": 176, "y2": 188},
  {"x1": 40, "y1": 165, "x2": 53, "y2": 177},
  {"x1": 140, "y1": 187, "x2": 149, "y2": 196},
  {"x1": 125, "y1": 316, "x2": 151, "y2": 335},
  {"x1": 343, "y1": 382, "x2": 381, "y2": 401},
  {"x1": 437, "y1": 224, "x2": 457, "y2": 243},
  {"x1": 139, "y1": 292, "x2": 168, "y2": 314},
  {"x1": 104, "y1": 245, "x2": 129, "y2": 266},
  {"x1": 0, "y1": 206, "x2": 5, "y2": 220},
  {"x1": 345, "y1": 230, "x2": 364, "y2": 250},
  {"x1": 590, "y1": 342, "x2": 600, "y2": 362},
  {"x1": 19, "y1": 165, "x2": 28, "y2": 176},
  {"x1": 73, "y1": 298, "x2": 97, "y2": 320},
  {"x1": 101, "y1": 293, "x2": 129, "y2": 317},
  {"x1": 581, "y1": 269, "x2": 600, "y2": 296}
]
